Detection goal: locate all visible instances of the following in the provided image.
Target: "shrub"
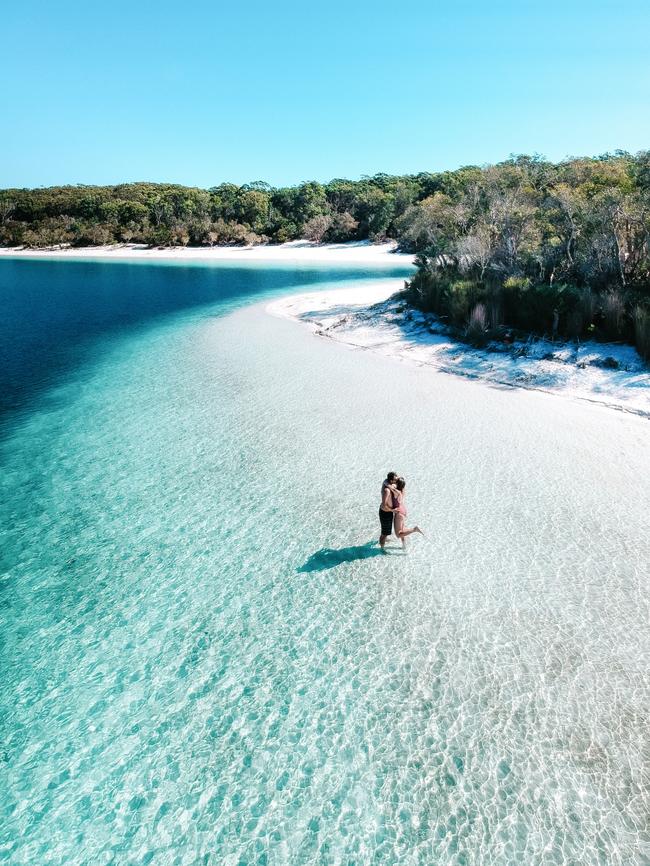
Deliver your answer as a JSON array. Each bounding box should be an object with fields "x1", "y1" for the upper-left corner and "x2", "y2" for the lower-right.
[
  {"x1": 634, "y1": 305, "x2": 650, "y2": 360},
  {"x1": 22, "y1": 216, "x2": 75, "y2": 248},
  {"x1": 302, "y1": 215, "x2": 332, "y2": 243},
  {"x1": 327, "y1": 211, "x2": 358, "y2": 242},
  {"x1": 465, "y1": 303, "x2": 489, "y2": 346},
  {"x1": 170, "y1": 225, "x2": 190, "y2": 246},
  {"x1": 0, "y1": 220, "x2": 26, "y2": 246},
  {"x1": 206, "y1": 219, "x2": 257, "y2": 245},
  {"x1": 445, "y1": 279, "x2": 477, "y2": 325},
  {"x1": 404, "y1": 260, "x2": 448, "y2": 315},
  {"x1": 71, "y1": 221, "x2": 116, "y2": 246},
  {"x1": 601, "y1": 289, "x2": 626, "y2": 340},
  {"x1": 566, "y1": 308, "x2": 584, "y2": 339},
  {"x1": 503, "y1": 275, "x2": 531, "y2": 292},
  {"x1": 187, "y1": 218, "x2": 212, "y2": 245},
  {"x1": 502, "y1": 281, "x2": 580, "y2": 336},
  {"x1": 484, "y1": 280, "x2": 503, "y2": 328},
  {"x1": 271, "y1": 221, "x2": 299, "y2": 243}
]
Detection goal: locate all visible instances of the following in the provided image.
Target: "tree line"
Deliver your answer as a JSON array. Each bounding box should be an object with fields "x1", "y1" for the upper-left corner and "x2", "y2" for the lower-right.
[
  {"x1": 1, "y1": 152, "x2": 649, "y2": 358},
  {"x1": 0, "y1": 175, "x2": 424, "y2": 249},
  {"x1": 401, "y1": 152, "x2": 650, "y2": 359}
]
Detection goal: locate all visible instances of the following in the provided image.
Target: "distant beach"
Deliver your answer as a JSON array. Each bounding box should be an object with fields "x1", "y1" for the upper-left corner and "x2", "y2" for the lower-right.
[{"x1": 0, "y1": 240, "x2": 414, "y2": 267}]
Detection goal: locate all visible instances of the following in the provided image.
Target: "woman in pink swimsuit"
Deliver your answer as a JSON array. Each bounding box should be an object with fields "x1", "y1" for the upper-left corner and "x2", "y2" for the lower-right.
[{"x1": 392, "y1": 477, "x2": 424, "y2": 549}]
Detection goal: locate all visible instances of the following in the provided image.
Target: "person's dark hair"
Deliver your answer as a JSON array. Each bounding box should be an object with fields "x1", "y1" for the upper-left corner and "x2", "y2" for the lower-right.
[
  {"x1": 386, "y1": 471, "x2": 398, "y2": 483},
  {"x1": 396, "y1": 477, "x2": 406, "y2": 491}
]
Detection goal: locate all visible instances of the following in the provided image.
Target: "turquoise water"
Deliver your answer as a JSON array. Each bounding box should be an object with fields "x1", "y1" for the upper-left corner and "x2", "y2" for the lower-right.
[{"x1": 1, "y1": 260, "x2": 649, "y2": 866}]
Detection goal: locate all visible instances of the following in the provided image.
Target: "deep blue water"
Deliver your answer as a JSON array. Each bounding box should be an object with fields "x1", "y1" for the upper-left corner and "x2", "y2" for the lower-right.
[{"x1": 0, "y1": 257, "x2": 410, "y2": 425}]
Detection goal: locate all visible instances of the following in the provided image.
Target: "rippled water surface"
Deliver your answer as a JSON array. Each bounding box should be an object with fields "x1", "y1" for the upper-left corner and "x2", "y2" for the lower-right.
[{"x1": 1, "y1": 259, "x2": 649, "y2": 866}]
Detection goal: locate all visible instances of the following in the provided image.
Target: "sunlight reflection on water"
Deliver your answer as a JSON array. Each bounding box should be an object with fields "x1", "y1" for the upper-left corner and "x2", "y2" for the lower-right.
[{"x1": 2, "y1": 275, "x2": 649, "y2": 865}]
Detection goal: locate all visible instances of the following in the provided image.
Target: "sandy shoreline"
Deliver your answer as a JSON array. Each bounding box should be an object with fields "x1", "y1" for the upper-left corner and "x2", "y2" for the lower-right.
[
  {"x1": 0, "y1": 240, "x2": 415, "y2": 267},
  {"x1": 268, "y1": 281, "x2": 650, "y2": 418},
  {"x1": 4, "y1": 238, "x2": 646, "y2": 416}
]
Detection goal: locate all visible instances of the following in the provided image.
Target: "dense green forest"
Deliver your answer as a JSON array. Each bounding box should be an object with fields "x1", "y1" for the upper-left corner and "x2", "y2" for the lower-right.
[
  {"x1": 0, "y1": 175, "x2": 421, "y2": 248},
  {"x1": 400, "y1": 152, "x2": 650, "y2": 360},
  {"x1": 1, "y1": 151, "x2": 649, "y2": 357}
]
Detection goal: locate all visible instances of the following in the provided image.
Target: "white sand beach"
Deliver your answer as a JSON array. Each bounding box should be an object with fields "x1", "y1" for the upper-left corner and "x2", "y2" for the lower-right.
[
  {"x1": 268, "y1": 279, "x2": 650, "y2": 418},
  {"x1": 0, "y1": 240, "x2": 415, "y2": 267}
]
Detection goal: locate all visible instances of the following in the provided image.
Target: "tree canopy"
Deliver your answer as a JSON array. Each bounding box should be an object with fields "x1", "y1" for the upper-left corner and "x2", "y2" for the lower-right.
[{"x1": 398, "y1": 153, "x2": 650, "y2": 359}]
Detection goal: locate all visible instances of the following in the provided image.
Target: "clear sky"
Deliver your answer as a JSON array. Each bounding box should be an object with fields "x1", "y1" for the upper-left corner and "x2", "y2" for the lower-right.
[{"x1": 3, "y1": 0, "x2": 649, "y2": 188}]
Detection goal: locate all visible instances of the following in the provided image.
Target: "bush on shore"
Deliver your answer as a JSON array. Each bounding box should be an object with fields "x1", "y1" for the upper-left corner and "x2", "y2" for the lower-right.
[{"x1": 401, "y1": 152, "x2": 650, "y2": 359}]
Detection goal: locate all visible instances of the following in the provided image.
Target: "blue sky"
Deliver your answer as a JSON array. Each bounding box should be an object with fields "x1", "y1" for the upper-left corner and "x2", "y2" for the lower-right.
[{"x1": 3, "y1": 0, "x2": 649, "y2": 188}]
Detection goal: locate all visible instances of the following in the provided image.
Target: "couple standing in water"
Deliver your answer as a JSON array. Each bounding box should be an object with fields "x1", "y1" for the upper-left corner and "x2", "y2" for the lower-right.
[{"x1": 379, "y1": 471, "x2": 424, "y2": 551}]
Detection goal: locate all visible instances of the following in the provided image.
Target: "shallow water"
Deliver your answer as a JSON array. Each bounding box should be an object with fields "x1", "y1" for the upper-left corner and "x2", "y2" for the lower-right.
[
  {"x1": 0, "y1": 257, "x2": 409, "y2": 423},
  {"x1": 1, "y1": 261, "x2": 649, "y2": 866}
]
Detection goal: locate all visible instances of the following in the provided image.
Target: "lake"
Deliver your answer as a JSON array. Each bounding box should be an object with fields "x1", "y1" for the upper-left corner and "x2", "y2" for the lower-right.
[{"x1": 1, "y1": 257, "x2": 648, "y2": 866}]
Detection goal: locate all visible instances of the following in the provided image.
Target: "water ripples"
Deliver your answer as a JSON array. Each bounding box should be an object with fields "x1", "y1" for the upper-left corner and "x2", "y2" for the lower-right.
[{"x1": 1, "y1": 302, "x2": 649, "y2": 865}]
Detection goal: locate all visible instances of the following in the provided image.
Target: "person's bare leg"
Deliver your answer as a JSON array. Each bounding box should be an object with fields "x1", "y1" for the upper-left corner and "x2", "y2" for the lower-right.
[
  {"x1": 398, "y1": 525, "x2": 424, "y2": 544},
  {"x1": 394, "y1": 514, "x2": 406, "y2": 549}
]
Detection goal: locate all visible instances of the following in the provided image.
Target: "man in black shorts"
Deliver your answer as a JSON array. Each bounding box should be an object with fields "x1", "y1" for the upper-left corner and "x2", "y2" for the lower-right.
[{"x1": 379, "y1": 471, "x2": 399, "y2": 550}]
